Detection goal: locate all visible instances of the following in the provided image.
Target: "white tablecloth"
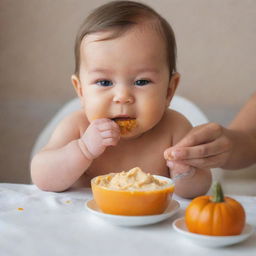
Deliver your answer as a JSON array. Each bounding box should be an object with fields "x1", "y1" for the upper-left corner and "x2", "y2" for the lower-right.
[{"x1": 0, "y1": 183, "x2": 255, "y2": 256}]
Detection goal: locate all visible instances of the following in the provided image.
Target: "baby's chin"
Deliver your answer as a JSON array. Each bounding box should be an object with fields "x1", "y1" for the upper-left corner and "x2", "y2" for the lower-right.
[
  {"x1": 119, "y1": 125, "x2": 153, "y2": 140},
  {"x1": 120, "y1": 131, "x2": 143, "y2": 140}
]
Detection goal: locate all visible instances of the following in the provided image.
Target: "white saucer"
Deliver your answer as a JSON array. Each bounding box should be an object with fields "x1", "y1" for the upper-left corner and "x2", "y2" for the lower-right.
[
  {"x1": 173, "y1": 217, "x2": 254, "y2": 247},
  {"x1": 86, "y1": 199, "x2": 180, "y2": 226}
]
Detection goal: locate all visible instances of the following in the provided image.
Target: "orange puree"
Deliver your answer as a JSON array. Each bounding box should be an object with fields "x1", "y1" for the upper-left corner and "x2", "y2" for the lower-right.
[
  {"x1": 115, "y1": 119, "x2": 137, "y2": 135},
  {"x1": 91, "y1": 167, "x2": 174, "y2": 216}
]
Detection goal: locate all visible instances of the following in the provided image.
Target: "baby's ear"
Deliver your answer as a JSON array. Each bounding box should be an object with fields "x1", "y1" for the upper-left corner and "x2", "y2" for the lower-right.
[
  {"x1": 71, "y1": 74, "x2": 83, "y2": 98},
  {"x1": 71, "y1": 74, "x2": 84, "y2": 107},
  {"x1": 166, "y1": 72, "x2": 180, "y2": 106}
]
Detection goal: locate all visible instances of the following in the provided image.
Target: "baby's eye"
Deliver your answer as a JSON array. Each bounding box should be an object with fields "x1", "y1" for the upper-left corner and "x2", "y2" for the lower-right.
[
  {"x1": 134, "y1": 79, "x2": 150, "y2": 86},
  {"x1": 96, "y1": 80, "x2": 113, "y2": 87}
]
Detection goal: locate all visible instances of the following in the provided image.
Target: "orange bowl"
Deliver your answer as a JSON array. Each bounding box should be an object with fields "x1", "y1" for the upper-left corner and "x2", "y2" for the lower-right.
[{"x1": 91, "y1": 175, "x2": 175, "y2": 216}]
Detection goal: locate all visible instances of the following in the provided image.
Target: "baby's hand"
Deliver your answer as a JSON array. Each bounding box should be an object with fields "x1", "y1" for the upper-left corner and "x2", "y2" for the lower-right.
[{"x1": 81, "y1": 118, "x2": 120, "y2": 159}]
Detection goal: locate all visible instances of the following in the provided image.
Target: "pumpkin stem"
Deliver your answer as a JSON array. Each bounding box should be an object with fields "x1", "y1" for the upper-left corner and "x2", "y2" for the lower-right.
[{"x1": 212, "y1": 182, "x2": 224, "y2": 202}]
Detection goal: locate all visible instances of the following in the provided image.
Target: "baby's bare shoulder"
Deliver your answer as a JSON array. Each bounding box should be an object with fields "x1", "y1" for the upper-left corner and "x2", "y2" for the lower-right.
[
  {"x1": 165, "y1": 109, "x2": 190, "y2": 125},
  {"x1": 68, "y1": 110, "x2": 89, "y2": 133},
  {"x1": 58, "y1": 109, "x2": 88, "y2": 128},
  {"x1": 43, "y1": 110, "x2": 89, "y2": 150},
  {"x1": 164, "y1": 109, "x2": 192, "y2": 144}
]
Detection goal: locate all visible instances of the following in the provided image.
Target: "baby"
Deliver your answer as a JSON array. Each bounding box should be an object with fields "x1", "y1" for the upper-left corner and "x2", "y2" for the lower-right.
[{"x1": 31, "y1": 1, "x2": 212, "y2": 198}]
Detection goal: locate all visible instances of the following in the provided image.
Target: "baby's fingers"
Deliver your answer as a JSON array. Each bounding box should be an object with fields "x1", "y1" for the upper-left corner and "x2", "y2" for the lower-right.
[
  {"x1": 101, "y1": 130, "x2": 120, "y2": 139},
  {"x1": 102, "y1": 137, "x2": 119, "y2": 146},
  {"x1": 97, "y1": 120, "x2": 120, "y2": 133}
]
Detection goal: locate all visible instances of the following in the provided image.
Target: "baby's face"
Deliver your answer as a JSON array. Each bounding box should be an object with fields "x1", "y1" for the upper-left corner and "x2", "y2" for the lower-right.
[{"x1": 75, "y1": 23, "x2": 178, "y2": 138}]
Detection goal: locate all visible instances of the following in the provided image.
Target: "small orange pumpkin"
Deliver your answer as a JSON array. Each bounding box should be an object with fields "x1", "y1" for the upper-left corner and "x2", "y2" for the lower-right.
[{"x1": 185, "y1": 182, "x2": 245, "y2": 236}]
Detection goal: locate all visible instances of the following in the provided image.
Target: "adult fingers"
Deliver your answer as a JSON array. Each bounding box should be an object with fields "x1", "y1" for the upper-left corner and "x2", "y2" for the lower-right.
[
  {"x1": 167, "y1": 161, "x2": 190, "y2": 174},
  {"x1": 166, "y1": 136, "x2": 232, "y2": 161},
  {"x1": 166, "y1": 161, "x2": 196, "y2": 180},
  {"x1": 167, "y1": 160, "x2": 189, "y2": 171},
  {"x1": 179, "y1": 151, "x2": 230, "y2": 169},
  {"x1": 175, "y1": 123, "x2": 224, "y2": 148}
]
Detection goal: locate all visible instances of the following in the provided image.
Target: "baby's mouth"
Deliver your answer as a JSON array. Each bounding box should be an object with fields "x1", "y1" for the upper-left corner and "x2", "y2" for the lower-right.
[
  {"x1": 111, "y1": 116, "x2": 137, "y2": 135},
  {"x1": 111, "y1": 115, "x2": 136, "y2": 121}
]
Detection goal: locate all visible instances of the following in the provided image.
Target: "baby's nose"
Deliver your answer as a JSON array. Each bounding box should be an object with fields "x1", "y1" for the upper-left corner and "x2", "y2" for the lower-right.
[{"x1": 113, "y1": 86, "x2": 134, "y2": 104}]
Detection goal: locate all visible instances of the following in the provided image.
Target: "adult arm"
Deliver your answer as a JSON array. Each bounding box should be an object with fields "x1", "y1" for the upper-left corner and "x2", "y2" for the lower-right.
[{"x1": 165, "y1": 92, "x2": 256, "y2": 170}]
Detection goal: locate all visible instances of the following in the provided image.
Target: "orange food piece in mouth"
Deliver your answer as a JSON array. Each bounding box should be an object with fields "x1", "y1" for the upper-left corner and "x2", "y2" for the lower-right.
[{"x1": 115, "y1": 119, "x2": 137, "y2": 135}]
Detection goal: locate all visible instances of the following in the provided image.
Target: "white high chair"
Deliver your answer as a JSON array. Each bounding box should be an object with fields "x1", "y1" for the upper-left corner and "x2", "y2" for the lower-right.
[{"x1": 31, "y1": 95, "x2": 222, "y2": 182}]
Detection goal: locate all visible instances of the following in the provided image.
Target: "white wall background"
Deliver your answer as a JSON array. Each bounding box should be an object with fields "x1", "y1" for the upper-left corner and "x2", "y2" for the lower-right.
[{"x1": 1, "y1": 0, "x2": 255, "y2": 183}]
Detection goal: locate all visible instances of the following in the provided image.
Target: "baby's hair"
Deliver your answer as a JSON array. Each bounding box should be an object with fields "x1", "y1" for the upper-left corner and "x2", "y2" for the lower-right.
[{"x1": 74, "y1": 0, "x2": 177, "y2": 77}]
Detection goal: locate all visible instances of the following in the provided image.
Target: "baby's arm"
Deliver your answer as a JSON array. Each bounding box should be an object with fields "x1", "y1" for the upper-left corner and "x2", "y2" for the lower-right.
[
  {"x1": 31, "y1": 111, "x2": 120, "y2": 192},
  {"x1": 164, "y1": 111, "x2": 212, "y2": 199}
]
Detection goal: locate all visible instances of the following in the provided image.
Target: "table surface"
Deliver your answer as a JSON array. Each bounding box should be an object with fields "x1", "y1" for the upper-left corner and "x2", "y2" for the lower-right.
[{"x1": 0, "y1": 183, "x2": 255, "y2": 256}]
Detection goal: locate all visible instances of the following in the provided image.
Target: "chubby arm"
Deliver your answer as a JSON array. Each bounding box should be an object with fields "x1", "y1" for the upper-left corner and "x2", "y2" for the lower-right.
[
  {"x1": 31, "y1": 111, "x2": 92, "y2": 192},
  {"x1": 31, "y1": 111, "x2": 120, "y2": 192},
  {"x1": 164, "y1": 111, "x2": 212, "y2": 199}
]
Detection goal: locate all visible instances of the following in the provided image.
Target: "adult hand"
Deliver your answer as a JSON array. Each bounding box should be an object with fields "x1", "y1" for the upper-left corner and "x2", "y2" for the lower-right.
[
  {"x1": 81, "y1": 118, "x2": 120, "y2": 159},
  {"x1": 164, "y1": 123, "x2": 233, "y2": 170}
]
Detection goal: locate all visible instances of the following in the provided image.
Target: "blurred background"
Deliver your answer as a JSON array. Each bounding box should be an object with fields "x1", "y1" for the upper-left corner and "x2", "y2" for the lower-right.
[{"x1": 1, "y1": 0, "x2": 255, "y2": 194}]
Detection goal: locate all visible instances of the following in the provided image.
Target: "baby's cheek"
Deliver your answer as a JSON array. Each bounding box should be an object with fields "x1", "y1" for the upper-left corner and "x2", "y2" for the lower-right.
[
  {"x1": 84, "y1": 103, "x2": 105, "y2": 121},
  {"x1": 87, "y1": 110, "x2": 106, "y2": 122},
  {"x1": 140, "y1": 101, "x2": 165, "y2": 127},
  {"x1": 83, "y1": 93, "x2": 109, "y2": 119}
]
